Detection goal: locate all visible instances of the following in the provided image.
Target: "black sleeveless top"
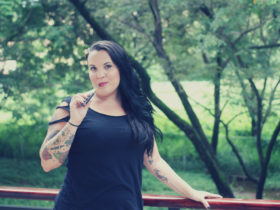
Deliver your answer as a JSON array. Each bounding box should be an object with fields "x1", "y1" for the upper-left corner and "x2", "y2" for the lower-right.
[{"x1": 52, "y1": 97, "x2": 146, "y2": 210}]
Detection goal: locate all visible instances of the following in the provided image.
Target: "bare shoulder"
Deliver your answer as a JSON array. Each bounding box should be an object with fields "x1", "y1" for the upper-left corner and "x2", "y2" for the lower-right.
[{"x1": 49, "y1": 101, "x2": 69, "y2": 123}]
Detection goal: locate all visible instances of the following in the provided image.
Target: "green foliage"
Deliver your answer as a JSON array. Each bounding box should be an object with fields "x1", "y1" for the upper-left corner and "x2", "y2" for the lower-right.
[{"x1": 0, "y1": 121, "x2": 46, "y2": 159}]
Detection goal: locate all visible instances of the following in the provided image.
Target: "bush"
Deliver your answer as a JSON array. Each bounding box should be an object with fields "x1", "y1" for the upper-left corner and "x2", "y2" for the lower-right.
[{"x1": 0, "y1": 120, "x2": 47, "y2": 159}]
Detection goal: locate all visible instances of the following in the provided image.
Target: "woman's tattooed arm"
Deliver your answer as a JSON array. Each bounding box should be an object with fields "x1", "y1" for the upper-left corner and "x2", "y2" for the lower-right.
[
  {"x1": 42, "y1": 125, "x2": 75, "y2": 164},
  {"x1": 39, "y1": 100, "x2": 79, "y2": 172},
  {"x1": 144, "y1": 139, "x2": 196, "y2": 198}
]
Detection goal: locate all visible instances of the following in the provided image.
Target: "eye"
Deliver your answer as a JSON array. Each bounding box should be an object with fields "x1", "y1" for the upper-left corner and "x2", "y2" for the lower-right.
[
  {"x1": 104, "y1": 64, "x2": 112, "y2": 70},
  {"x1": 90, "y1": 66, "x2": 97, "y2": 71}
]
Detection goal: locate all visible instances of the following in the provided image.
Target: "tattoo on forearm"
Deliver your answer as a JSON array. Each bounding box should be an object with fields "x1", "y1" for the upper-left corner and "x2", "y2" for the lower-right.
[
  {"x1": 154, "y1": 169, "x2": 168, "y2": 183},
  {"x1": 43, "y1": 126, "x2": 75, "y2": 163},
  {"x1": 65, "y1": 139, "x2": 72, "y2": 146},
  {"x1": 50, "y1": 145, "x2": 65, "y2": 150},
  {"x1": 42, "y1": 148, "x2": 52, "y2": 160},
  {"x1": 46, "y1": 130, "x2": 60, "y2": 142},
  {"x1": 54, "y1": 151, "x2": 69, "y2": 164}
]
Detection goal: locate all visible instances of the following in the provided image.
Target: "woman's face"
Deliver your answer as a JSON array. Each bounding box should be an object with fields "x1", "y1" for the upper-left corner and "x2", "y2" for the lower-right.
[{"x1": 87, "y1": 50, "x2": 120, "y2": 98}]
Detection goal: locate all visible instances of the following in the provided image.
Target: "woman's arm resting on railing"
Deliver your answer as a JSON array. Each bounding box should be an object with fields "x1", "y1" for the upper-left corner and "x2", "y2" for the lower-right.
[
  {"x1": 39, "y1": 102, "x2": 77, "y2": 172},
  {"x1": 144, "y1": 138, "x2": 222, "y2": 209}
]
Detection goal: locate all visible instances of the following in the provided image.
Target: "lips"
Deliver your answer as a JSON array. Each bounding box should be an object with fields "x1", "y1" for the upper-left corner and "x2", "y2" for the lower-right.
[{"x1": 98, "y1": 82, "x2": 108, "y2": 87}]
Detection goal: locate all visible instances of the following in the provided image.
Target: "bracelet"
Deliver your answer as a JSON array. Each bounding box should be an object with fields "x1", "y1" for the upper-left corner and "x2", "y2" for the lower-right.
[{"x1": 68, "y1": 121, "x2": 79, "y2": 127}]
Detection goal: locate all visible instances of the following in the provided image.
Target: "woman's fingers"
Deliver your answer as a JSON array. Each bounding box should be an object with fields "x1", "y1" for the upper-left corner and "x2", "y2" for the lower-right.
[
  {"x1": 205, "y1": 192, "x2": 223, "y2": 198},
  {"x1": 72, "y1": 94, "x2": 86, "y2": 108},
  {"x1": 199, "y1": 191, "x2": 222, "y2": 209},
  {"x1": 201, "y1": 199, "x2": 210, "y2": 209}
]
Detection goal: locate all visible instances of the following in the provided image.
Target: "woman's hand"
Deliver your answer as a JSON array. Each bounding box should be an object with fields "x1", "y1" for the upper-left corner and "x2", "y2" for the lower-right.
[
  {"x1": 69, "y1": 92, "x2": 93, "y2": 126},
  {"x1": 188, "y1": 190, "x2": 222, "y2": 209}
]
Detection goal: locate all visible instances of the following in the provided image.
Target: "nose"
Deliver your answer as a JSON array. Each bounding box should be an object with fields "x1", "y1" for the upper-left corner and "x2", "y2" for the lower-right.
[{"x1": 96, "y1": 68, "x2": 106, "y2": 78}]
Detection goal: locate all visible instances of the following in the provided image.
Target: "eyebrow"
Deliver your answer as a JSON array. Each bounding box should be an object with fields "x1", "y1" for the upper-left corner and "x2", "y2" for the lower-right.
[
  {"x1": 104, "y1": 62, "x2": 112, "y2": 65},
  {"x1": 89, "y1": 62, "x2": 112, "y2": 67}
]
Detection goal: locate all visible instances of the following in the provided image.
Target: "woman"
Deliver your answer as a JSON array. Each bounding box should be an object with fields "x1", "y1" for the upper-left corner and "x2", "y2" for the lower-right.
[{"x1": 39, "y1": 40, "x2": 221, "y2": 210}]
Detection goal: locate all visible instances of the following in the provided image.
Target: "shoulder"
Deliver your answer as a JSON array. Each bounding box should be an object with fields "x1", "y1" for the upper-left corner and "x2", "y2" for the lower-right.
[{"x1": 49, "y1": 96, "x2": 72, "y2": 125}]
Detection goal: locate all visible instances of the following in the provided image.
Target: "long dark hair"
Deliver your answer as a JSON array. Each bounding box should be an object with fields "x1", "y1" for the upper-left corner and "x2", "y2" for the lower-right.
[{"x1": 86, "y1": 40, "x2": 162, "y2": 156}]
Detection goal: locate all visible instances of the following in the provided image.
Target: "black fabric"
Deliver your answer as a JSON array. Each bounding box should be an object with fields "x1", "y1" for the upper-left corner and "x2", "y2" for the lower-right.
[
  {"x1": 48, "y1": 96, "x2": 72, "y2": 125},
  {"x1": 53, "y1": 98, "x2": 145, "y2": 210}
]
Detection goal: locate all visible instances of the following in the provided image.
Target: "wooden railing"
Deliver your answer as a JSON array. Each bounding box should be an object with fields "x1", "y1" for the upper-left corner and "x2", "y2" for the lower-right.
[{"x1": 0, "y1": 186, "x2": 280, "y2": 210}]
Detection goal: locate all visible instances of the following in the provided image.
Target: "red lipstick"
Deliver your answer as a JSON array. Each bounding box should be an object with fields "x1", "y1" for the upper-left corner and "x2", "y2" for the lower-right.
[{"x1": 98, "y1": 82, "x2": 108, "y2": 87}]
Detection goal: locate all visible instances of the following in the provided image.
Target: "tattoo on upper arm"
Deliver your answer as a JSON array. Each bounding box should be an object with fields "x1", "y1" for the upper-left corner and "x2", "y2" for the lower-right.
[
  {"x1": 154, "y1": 169, "x2": 168, "y2": 183},
  {"x1": 148, "y1": 158, "x2": 154, "y2": 165},
  {"x1": 51, "y1": 127, "x2": 75, "y2": 163}
]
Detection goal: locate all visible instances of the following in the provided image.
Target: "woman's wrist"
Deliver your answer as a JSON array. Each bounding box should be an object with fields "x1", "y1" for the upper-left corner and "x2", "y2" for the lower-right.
[{"x1": 68, "y1": 121, "x2": 80, "y2": 127}]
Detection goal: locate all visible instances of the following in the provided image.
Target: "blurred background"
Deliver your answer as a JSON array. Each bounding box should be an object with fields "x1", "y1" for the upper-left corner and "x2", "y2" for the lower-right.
[{"x1": 0, "y1": 0, "x2": 280, "y2": 209}]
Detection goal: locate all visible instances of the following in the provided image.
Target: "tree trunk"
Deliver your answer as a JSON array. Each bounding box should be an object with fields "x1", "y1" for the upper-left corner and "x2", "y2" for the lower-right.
[
  {"x1": 256, "y1": 120, "x2": 280, "y2": 198},
  {"x1": 211, "y1": 55, "x2": 222, "y2": 154},
  {"x1": 251, "y1": 118, "x2": 257, "y2": 136}
]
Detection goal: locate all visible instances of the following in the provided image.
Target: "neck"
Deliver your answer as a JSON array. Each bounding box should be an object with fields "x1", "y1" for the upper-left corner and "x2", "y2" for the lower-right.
[{"x1": 93, "y1": 91, "x2": 121, "y2": 106}]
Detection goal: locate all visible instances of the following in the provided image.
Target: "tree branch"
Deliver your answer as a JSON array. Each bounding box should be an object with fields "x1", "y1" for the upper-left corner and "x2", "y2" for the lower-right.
[
  {"x1": 233, "y1": 21, "x2": 268, "y2": 45},
  {"x1": 199, "y1": 3, "x2": 214, "y2": 20},
  {"x1": 265, "y1": 120, "x2": 280, "y2": 168},
  {"x1": 68, "y1": 0, "x2": 116, "y2": 41},
  {"x1": 249, "y1": 43, "x2": 280, "y2": 49},
  {"x1": 189, "y1": 96, "x2": 258, "y2": 183},
  {"x1": 221, "y1": 120, "x2": 258, "y2": 184},
  {"x1": 248, "y1": 78, "x2": 264, "y2": 168},
  {"x1": 4, "y1": 8, "x2": 34, "y2": 45},
  {"x1": 260, "y1": 77, "x2": 268, "y2": 99},
  {"x1": 148, "y1": 0, "x2": 162, "y2": 47},
  {"x1": 263, "y1": 78, "x2": 280, "y2": 124},
  {"x1": 118, "y1": 17, "x2": 153, "y2": 44},
  {"x1": 202, "y1": 52, "x2": 210, "y2": 64}
]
